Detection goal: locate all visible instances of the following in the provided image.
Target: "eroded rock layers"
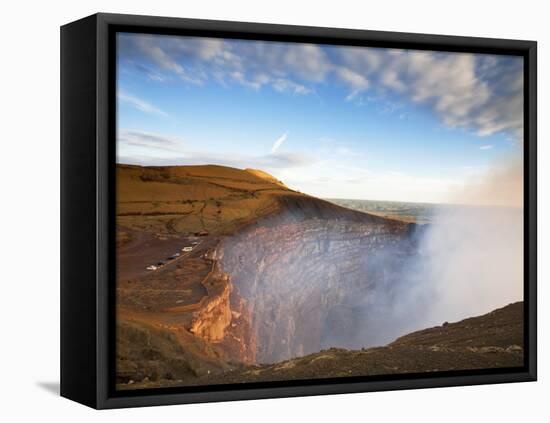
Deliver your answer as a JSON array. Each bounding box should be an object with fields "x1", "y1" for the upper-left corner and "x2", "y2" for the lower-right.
[{"x1": 217, "y1": 196, "x2": 422, "y2": 363}]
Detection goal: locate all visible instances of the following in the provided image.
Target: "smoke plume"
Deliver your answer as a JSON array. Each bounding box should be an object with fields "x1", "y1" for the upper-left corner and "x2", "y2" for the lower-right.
[{"x1": 413, "y1": 157, "x2": 524, "y2": 327}]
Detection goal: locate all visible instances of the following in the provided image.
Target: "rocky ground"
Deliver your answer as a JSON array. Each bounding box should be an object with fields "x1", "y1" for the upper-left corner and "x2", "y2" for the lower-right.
[{"x1": 117, "y1": 301, "x2": 523, "y2": 389}]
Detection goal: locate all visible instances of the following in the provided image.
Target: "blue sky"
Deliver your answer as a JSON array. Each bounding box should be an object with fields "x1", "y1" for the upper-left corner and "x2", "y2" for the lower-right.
[{"x1": 116, "y1": 33, "x2": 524, "y2": 204}]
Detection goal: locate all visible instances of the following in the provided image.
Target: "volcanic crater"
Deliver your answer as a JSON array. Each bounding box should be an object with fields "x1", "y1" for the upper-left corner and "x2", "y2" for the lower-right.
[{"x1": 115, "y1": 164, "x2": 523, "y2": 388}]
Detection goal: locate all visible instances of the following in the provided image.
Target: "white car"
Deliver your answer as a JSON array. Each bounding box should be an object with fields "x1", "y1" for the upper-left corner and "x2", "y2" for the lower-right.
[
  {"x1": 181, "y1": 246, "x2": 193, "y2": 252},
  {"x1": 146, "y1": 265, "x2": 158, "y2": 271}
]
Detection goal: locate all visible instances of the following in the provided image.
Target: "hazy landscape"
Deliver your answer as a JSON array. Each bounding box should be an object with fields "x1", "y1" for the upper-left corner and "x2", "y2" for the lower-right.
[
  {"x1": 115, "y1": 32, "x2": 524, "y2": 389},
  {"x1": 326, "y1": 198, "x2": 444, "y2": 224},
  {"x1": 116, "y1": 164, "x2": 523, "y2": 389}
]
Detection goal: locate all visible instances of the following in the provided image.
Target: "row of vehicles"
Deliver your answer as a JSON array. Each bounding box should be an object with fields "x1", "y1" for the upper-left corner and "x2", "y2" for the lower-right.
[{"x1": 146, "y1": 241, "x2": 200, "y2": 271}]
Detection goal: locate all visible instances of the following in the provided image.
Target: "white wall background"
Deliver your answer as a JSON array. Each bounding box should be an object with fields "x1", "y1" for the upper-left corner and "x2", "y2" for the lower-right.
[{"x1": 1, "y1": 0, "x2": 546, "y2": 420}]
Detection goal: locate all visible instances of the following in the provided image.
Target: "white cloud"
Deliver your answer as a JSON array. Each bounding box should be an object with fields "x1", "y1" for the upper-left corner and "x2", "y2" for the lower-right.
[
  {"x1": 336, "y1": 47, "x2": 523, "y2": 141},
  {"x1": 230, "y1": 71, "x2": 262, "y2": 90},
  {"x1": 132, "y1": 63, "x2": 168, "y2": 82},
  {"x1": 272, "y1": 78, "x2": 312, "y2": 95},
  {"x1": 335, "y1": 67, "x2": 369, "y2": 99},
  {"x1": 117, "y1": 91, "x2": 168, "y2": 117},
  {"x1": 127, "y1": 35, "x2": 207, "y2": 84},
  {"x1": 135, "y1": 37, "x2": 186, "y2": 76},
  {"x1": 118, "y1": 130, "x2": 183, "y2": 152},
  {"x1": 479, "y1": 144, "x2": 494, "y2": 150},
  {"x1": 270, "y1": 132, "x2": 288, "y2": 154},
  {"x1": 381, "y1": 70, "x2": 407, "y2": 92},
  {"x1": 118, "y1": 151, "x2": 314, "y2": 171},
  {"x1": 119, "y1": 33, "x2": 524, "y2": 142},
  {"x1": 119, "y1": 34, "x2": 328, "y2": 96},
  {"x1": 117, "y1": 130, "x2": 315, "y2": 172}
]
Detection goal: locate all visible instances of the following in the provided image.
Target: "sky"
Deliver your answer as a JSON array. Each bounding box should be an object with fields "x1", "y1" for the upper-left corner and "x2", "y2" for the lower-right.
[{"x1": 116, "y1": 32, "x2": 524, "y2": 204}]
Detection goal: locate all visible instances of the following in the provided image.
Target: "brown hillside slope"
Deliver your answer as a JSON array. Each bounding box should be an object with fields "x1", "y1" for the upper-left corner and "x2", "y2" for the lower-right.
[
  {"x1": 116, "y1": 163, "x2": 394, "y2": 238},
  {"x1": 244, "y1": 168, "x2": 288, "y2": 188},
  {"x1": 117, "y1": 164, "x2": 298, "y2": 237}
]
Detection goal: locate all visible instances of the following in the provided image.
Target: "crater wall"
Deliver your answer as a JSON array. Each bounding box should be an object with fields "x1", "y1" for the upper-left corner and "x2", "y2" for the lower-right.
[{"x1": 218, "y1": 197, "x2": 424, "y2": 363}]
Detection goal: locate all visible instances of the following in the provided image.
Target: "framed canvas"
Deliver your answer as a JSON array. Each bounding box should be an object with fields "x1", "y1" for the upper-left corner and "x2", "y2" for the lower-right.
[{"x1": 60, "y1": 13, "x2": 537, "y2": 409}]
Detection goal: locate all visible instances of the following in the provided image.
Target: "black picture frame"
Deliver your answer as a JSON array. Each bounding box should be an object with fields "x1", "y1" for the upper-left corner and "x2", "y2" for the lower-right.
[{"x1": 60, "y1": 12, "x2": 537, "y2": 409}]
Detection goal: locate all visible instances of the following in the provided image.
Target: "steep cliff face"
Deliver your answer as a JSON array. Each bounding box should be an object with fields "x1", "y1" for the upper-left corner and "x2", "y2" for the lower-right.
[
  {"x1": 189, "y1": 272, "x2": 233, "y2": 342},
  {"x1": 218, "y1": 195, "x2": 422, "y2": 363}
]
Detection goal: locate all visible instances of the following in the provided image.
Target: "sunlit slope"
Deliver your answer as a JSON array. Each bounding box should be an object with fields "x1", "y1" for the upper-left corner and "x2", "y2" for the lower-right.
[
  {"x1": 116, "y1": 164, "x2": 300, "y2": 236},
  {"x1": 244, "y1": 168, "x2": 288, "y2": 188}
]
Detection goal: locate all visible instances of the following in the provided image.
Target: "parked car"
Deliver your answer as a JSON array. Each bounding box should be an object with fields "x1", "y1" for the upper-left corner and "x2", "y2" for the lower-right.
[
  {"x1": 146, "y1": 265, "x2": 157, "y2": 271},
  {"x1": 182, "y1": 246, "x2": 193, "y2": 252}
]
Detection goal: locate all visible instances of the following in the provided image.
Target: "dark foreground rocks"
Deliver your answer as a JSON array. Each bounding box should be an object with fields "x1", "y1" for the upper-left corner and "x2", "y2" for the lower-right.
[{"x1": 118, "y1": 301, "x2": 523, "y2": 390}]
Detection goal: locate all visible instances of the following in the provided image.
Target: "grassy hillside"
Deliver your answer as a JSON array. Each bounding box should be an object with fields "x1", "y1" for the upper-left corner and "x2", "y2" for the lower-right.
[{"x1": 116, "y1": 164, "x2": 301, "y2": 237}]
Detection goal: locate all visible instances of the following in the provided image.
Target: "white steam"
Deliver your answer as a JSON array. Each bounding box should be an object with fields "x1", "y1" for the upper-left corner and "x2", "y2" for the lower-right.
[{"x1": 416, "y1": 157, "x2": 524, "y2": 326}]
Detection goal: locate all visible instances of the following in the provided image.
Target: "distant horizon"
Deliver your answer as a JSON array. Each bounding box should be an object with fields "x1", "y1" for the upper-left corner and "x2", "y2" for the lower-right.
[
  {"x1": 117, "y1": 161, "x2": 522, "y2": 209},
  {"x1": 117, "y1": 33, "x2": 524, "y2": 206},
  {"x1": 324, "y1": 197, "x2": 523, "y2": 209}
]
